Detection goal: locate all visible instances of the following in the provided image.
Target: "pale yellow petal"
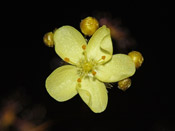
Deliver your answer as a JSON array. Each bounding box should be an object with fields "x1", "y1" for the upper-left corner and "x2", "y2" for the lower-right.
[
  {"x1": 86, "y1": 25, "x2": 113, "y2": 64},
  {"x1": 54, "y1": 26, "x2": 87, "y2": 65},
  {"x1": 77, "y1": 77, "x2": 108, "y2": 113},
  {"x1": 45, "y1": 65, "x2": 79, "y2": 102},
  {"x1": 96, "y1": 54, "x2": 136, "y2": 82}
]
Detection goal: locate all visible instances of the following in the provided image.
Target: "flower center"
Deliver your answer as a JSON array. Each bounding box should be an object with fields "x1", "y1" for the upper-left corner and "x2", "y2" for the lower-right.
[
  {"x1": 64, "y1": 45, "x2": 107, "y2": 84},
  {"x1": 82, "y1": 62, "x2": 93, "y2": 72}
]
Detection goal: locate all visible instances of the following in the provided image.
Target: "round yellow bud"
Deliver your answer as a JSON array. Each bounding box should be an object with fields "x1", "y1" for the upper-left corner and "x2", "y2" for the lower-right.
[
  {"x1": 118, "y1": 78, "x2": 131, "y2": 91},
  {"x1": 43, "y1": 32, "x2": 54, "y2": 47},
  {"x1": 128, "y1": 51, "x2": 144, "y2": 68},
  {"x1": 80, "y1": 16, "x2": 99, "y2": 36}
]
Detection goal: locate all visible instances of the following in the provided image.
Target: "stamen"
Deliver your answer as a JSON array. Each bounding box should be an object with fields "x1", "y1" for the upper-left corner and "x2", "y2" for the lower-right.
[
  {"x1": 82, "y1": 45, "x2": 86, "y2": 50},
  {"x1": 92, "y1": 71, "x2": 96, "y2": 76},
  {"x1": 64, "y1": 57, "x2": 70, "y2": 62},
  {"x1": 101, "y1": 56, "x2": 106, "y2": 60},
  {"x1": 77, "y1": 78, "x2": 82, "y2": 83},
  {"x1": 97, "y1": 55, "x2": 106, "y2": 64},
  {"x1": 82, "y1": 45, "x2": 88, "y2": 61},
  {"x1": 64, "y1": 57, "x2": 80, "y2": 67}
]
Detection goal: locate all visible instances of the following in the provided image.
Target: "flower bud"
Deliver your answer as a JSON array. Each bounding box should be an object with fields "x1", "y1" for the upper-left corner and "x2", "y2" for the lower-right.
[
  {"x1": 128, "y1": 51, "x2": 144, "y2": 68},
  {"x1": 118, "y1": 78, "x2": 131, "y2": 91},
  {"x1": 80, "y1": 16, "x2": 99, "y2": 36},
  {"x1": 43, "y1": 32, "x2": 54, "y2": 47}
]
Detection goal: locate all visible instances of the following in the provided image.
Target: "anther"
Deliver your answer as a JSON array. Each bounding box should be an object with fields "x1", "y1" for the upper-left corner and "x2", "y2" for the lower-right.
[
  {"x1": 92, "y1": 71, "x2": 96, "y2": 76},
  {"x1": 97, "y1": 56, "x2": 106, "y2": 64},
  {"x1": 64, "y1": 57, "x2": 70, "y2": 62},
  {"x1": 77, "y1": 78, "x2": 82, "y2": 83},
  {"x1": 101, "y1": 56, "x2": 106, "y2": 60},
  {"x1": 82, "y1": 45, "x2": 86, "y2": 50}
]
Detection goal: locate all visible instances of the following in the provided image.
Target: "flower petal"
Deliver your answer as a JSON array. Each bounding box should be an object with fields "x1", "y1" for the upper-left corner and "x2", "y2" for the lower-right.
[
  {"x1": 96, "y1": 54, "x2": 136, "y2": 82},
  {"x1": 77, "y1": 77, "x2": 108, "y2": 113},
  {"x1": 45, "y1": 65, "x2": 79, "y2": 102},
  {"x1": 54, "y1": 26, "x2": 87, "y2": 65},
  {"x1": 86, "y1": 25, "x2": 113, "y2": 64}
]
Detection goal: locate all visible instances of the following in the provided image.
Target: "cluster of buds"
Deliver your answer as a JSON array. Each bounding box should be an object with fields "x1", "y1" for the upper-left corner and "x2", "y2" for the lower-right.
[
  {"x1": 118, "y1": 50, "x2": 143, "y2": 91},
  {"x1": 43, "y1": 16, "x2": 144, "y2": 91}
]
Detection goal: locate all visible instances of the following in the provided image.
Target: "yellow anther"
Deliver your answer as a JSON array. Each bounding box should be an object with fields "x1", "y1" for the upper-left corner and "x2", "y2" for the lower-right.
[
  {"x1": 80, "y1": 16, "x2": 99, "y2": 36},
  {"x1": 77, "y1": 78, "x2": 82, "y2": 83},
  {"x1": 92, "y1": 71, "x2": 96, "y2": 76},
  {"x1": 64, "y1": 57, "x2": 70, "y2": 62},
  {"x1": 82, "y1": 45, "x2": 86, "y2": 50},
  {"x1": 43, "y1": 32, "x2": 54, "y2": 47},
  {"x1": 101, "y1": 56, "x2": 106, "y2": 60}
]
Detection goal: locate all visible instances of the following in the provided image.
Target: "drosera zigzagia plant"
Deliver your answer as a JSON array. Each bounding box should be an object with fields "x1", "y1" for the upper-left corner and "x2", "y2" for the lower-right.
[{"x1": 43, "y1": 16, "x2": 144, "y2": 113}]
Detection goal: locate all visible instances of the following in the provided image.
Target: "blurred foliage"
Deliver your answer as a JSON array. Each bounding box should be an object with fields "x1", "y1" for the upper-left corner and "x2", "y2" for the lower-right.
[{"x1": 0, "y1": 90, "x2": 51, "y2": 131}]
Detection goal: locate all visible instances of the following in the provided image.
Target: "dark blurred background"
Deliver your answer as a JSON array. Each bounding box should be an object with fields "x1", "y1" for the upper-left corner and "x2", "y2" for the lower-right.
[{"x1": 0, "y1": 0, "x2": 169, "y2": 130}]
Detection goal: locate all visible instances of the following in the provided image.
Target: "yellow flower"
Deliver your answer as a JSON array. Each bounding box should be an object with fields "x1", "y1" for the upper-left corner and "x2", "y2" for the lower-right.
[{"x1": 45, "y1": 25, "x2": 136, "y2": 113}]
